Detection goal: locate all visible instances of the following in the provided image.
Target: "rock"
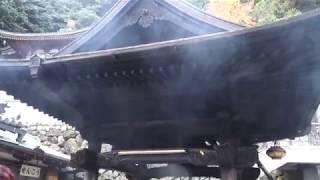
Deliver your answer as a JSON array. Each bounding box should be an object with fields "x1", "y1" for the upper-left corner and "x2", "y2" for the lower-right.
[
  {"x1": 39, "y1": 130, "x2": 46, "y2": 135},
  {"x1": 58, "y1": 136, "x2": 65, "y2": 146},
  {"x1": 37, "y1": 125, "x2": 43, "y2": 131},
  {"x1": 76, "y1": 172, "x2": 86, "y2": 179},
  {"x1": 47, "y1": 128, "x2": 61, "y2": 137},
  {"x1": 16, "y1": 122, "x2": 23, "y2": 128},
  {"x1": 48, "y1": 137, "x2": 58, "y2": 144},
  {"x1": 29, "y1": 125, "x2": 37, "y2": 131},
  {"x1": 75, "y1": 135, "x2": 83, "y2": 146},
  {"x1": 64, "y1": 138, "x2": 79, "y2": 154},
  {"x1": 63, "y1": 130, "x2": 77, "y2": 140},
  {"x1": 101, "y1": 144, "x2": 112, "y2": 153},
  {"x1": 43, "y1": 125, "x2": 50, "y2": 131},
  {"x1": 80, "y1": 140, "x2": 88, "y2": 149},
  {"x1": 99, "y1": 171, "x2": 113, "y2": 180},
  {"x1": 50, "y1": 144, "x2": 60, "y2": 152},
  {"x1": 61, "y1": 125, "x2": 67, "y2": 131},
  {"x1": 43, "y1": 141, "x2": 51, "y2": 146},
  {"x1": 30, "y1": 130, "x2": 38, "y2": 136},
  {"x1": 39, "y1": 134, "x2": 47, "y2": 142}
]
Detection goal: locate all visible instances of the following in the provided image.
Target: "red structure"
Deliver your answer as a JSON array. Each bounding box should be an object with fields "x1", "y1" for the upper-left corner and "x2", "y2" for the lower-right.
[
  {"x1": 0, "y1": 165, "x2": 15, "y2": 180},
  {"x1": 0, "y1": 28, "x2": 87, "y2": 58}
]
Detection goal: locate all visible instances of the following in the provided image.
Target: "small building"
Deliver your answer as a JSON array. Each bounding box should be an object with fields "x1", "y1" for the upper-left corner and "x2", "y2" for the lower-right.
[{"x1": 0, "y1": 121, "x2": 72, "y2": 180}]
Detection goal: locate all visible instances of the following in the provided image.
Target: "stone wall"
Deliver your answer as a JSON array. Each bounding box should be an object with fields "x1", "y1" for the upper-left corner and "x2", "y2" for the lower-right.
[
  {"x1": 0, "y1": 94, "x2": 88, "y2": 155},
  {"x1": 22, "y1": 122, "x2": 88, "y2": 155}
]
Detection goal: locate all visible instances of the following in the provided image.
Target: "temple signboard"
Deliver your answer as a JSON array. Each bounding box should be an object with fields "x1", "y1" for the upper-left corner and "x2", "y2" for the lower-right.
[{"x1": 20, "y1": 164, "x2": 41, "y2": 178}]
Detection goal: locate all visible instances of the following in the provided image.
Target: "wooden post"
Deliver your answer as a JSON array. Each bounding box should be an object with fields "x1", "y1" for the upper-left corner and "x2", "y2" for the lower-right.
[
  {"x1": 221, "y1": 168, "x2": 238, "y2": 180},
  {"x1": 45, "y1": 168, "x2": 58, "y2": 180},
  {"x1": 85, "y1": 169, "x2": 99, "y2": 180},
  {"x1": 85, "y1": 139, "x2": 101, "y2": 180},
  {"x1": 303, "y1": 166, "x2": 320, "y2": 180}
]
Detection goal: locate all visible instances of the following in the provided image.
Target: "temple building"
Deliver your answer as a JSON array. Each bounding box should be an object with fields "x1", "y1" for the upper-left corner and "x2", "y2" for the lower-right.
[{"x1": 1, "y1": 0, "x2": 320, "y2": 179}]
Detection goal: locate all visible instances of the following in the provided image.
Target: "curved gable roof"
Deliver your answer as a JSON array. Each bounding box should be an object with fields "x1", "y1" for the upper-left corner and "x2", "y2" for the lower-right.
[{"x1": 57, "y1": 0, "x2": 244, "y2": 55}]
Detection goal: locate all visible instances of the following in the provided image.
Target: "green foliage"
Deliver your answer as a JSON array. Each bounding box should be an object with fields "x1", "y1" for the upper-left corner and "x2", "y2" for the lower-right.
[
  {"x1": 69, "y1": 8, "x2": 100, "y2": 29},
  {"x1": 0, "y1": 0, "x2": 114, "y2": 33},
  {"x1": 186, "y1": 0, "x2": 209, "y2": 10},
  {"x1": 252, "y1": 0, "x2": 320, "y2": 25},
  {"x1": 0, "y1": 0, "x2": 65, "y2": 32},
  {"x1": 0, "y1": 0, "x2": 22, "y2": 32},
  {"x1": 252, "y1": 0, "x2": 301, "y2": 25}
]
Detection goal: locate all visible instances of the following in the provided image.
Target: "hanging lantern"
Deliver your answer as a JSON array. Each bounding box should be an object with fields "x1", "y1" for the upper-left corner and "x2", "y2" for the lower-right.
[{"x1": 266, "y1": 142, "x2": 286, "y2": 160}]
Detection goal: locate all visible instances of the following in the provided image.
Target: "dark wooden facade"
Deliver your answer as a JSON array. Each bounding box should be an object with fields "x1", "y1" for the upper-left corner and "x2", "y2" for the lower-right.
[{"x1": 0, "y1": 1, "x2": 320, "y2": 151}]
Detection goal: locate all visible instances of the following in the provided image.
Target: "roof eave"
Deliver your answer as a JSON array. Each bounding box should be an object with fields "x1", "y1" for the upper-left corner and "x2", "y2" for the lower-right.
[{"x1": 0, "y1": 28, "x2": 89, "y2": 41}]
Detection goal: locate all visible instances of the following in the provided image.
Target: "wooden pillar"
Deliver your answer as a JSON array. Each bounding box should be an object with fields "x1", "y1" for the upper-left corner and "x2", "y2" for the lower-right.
[
  {"x1": 85, "y1": 169, "x2": 99, "y2": 180},
  {"x1": 303, "y1": 166, "x2": 320, "y2": 180},
  {"x1": 45, "y1": 168, "x2": 59, "y2": 180},
  {"x1": 221, "y1": 168, "x2": 238, "y2": 180},
  {"x1": 85, "y1": 133, "x2": 101, "y2": 180}
]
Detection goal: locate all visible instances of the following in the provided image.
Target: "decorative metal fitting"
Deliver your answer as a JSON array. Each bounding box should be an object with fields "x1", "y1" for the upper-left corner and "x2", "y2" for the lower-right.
[
  {"x1": 29, "y1": 55, "x2": 41, "y2": 78},
  {"x1": 138, "y1": 8, "x2": 154, "y2": 28}
]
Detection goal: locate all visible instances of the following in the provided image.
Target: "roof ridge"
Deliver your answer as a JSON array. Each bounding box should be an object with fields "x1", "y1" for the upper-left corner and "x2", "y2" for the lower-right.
[
  {"x1": 0, "y1": 27, "x2": 89, "y2": 41},
  {"x1": 57, "y1": 0, "x2": 133, "y2": 55}
]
